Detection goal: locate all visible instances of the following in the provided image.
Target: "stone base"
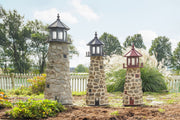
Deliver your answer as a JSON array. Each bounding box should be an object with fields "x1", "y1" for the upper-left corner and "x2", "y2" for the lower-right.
[
  {"x1": 86, "y1": 56, "x2": 108, "y2": 106},
  {"x1": 123, "y1": 68, "x2": 143, "y2": 106}
]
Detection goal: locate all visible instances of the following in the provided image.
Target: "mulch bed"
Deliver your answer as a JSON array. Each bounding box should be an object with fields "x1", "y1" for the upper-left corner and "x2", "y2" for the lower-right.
[{"x1": 0, "y1": 95, "x2": 180, "y2": 120}]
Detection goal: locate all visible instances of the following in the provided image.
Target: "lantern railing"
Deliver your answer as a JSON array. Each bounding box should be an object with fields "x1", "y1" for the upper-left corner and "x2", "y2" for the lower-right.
[
  {"x1": 86, "y1": 51, "x2": 91, "y2": 57},
  {"x1": 123, "y1": 63, "x2": 143, "y2": 68}
]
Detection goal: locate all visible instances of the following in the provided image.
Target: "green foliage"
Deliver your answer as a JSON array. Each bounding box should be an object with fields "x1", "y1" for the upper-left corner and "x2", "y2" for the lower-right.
[
  {"x1": 99, "y1": 32, "x2": 123, "y2": 56},
  {"x1": 141, "y1": 64, "x2": 167, "y2": 92},
  {"x1": 149, "y1": 36, "x2": 172, "y2": 66},
  {"x1": 26, "y1": 20, "x2": 48, "y2": 74},
  {"x1": 75, "y1": 64, "x2": 89, "y2": 73},
  {"x1": 171, "y1": 42, "x2": 180, "y2": 74},
  {"x1": 106, "y1": 64, "x2": 167, "y2": 92},
  {"x1": 8, "y1": 99, "x2": 66, "y2": 119},
  {"x1": 106, "y1": 69, "x2": 126, "y2": 92},
  {"x1": 0, "y1": 91, "x2": 13, "y2": 108},
  {"x1": 158, "y1": 108, "x2": 165, "y2": 113},
  {"x1": 72, "y1": 91, "x2": 86, "y2": 96},
  {"x1": 28, "y1": 74, "x2": 46, "y2": 94},
  {"x1": 110, "y1": 111, "x2": 119, "y2": 116},
  {"x1": 8, "y1": 86, "x2": 33, "y2": 96},
  {"x1": 124, "y1": 34, "x2": 146, "y2": 49},
  {"x1": 0, "y1": 7, "x2": 31, "y2": 73}
]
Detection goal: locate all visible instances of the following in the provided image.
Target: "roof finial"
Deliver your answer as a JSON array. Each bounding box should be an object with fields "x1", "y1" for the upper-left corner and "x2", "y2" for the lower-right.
[
  {"x1": 57, "y1": 13, "x2": 60, "y2": 20},
  {"x1": 132, "y1": 43, "x2": 135, "y2": 49},
  {"x1": 95, "y1": 32, "x2": 97, "y2": 38}
]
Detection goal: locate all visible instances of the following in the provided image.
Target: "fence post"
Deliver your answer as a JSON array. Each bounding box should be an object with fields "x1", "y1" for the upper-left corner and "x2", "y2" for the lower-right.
[{"x1": 10, "y1": 73, "x2": 15, "y2": 89}]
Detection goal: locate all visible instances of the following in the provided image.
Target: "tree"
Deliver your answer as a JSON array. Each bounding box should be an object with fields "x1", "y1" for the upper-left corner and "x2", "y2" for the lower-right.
[
  {"x1": 26, "y1": 20, "x2": 48, "y2": 74},
  {"x1": 75, "y1": 64, "x2": 89, "y2": 73},
  {"x1": 149, "y1": 36, "x2": 172, "y2": 66},
  {"x1": 124, "y1": 34, "x2": 146, "y2": 49},
  {"x1": 0, "y1": 8, "x2": 31, "y2": 73},
  {"x1": 99, "y1": 32, "x2": 122, "y2": 56},
  {"x1": 172, "y1": 42, "x2": 180, "y2": 74}
]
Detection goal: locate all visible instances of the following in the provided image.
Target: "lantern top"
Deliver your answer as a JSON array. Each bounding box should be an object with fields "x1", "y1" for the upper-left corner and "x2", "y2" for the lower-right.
[
  {"x1": 124, "y1": 44, "x2": 142, "y2": 57},
  {"x1": 87, "y1": 32, "x2": 104, "y2": 46},
  {"x1": 48, "y1": 13, "x2": 70, "y2": 30}
]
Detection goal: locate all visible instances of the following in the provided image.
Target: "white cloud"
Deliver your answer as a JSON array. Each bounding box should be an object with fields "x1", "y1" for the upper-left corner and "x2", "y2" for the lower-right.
[
  {"x1": 34, "y1": 8, "x2": 78, "y2": 24},
  {"x1": 138, "y1": 30, "x2": 158, "y2": 50},
  {"x1": 138, "y1": 30, "x2": 179, "y2": 51},
  {"x1": 70, "y1": 38, "x2": 90, "y2": 67},
  {"x1": 71, "y1": 0, "x2": 100, "y2": 21}
]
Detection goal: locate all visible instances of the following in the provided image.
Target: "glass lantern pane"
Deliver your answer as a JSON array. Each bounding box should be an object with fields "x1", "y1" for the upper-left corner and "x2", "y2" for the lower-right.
[
  {"x1": 52, "y1": 31, "x2": 56, "y2": 39},
  {"x1": 132, "y1": 58, "x2": 135, "y2": 65},
  {"x1": 137, "y1": 58, "x2": 139, "y2": 64},
  {"x1": 58, "y1": 31, "x2": 63, "y2": 39},
  {"x1": 92, "y1": 47, "x2": 95, "y2": 54},
  {"x1": 128, "y1": 58, "x2": 130, "y2": 65},
  {"x1": 64, "y1": 31, "x2": 66, "y2": 40},
  {"x1": 97, "y1": 46, "x2": 100, "y2": 54}
]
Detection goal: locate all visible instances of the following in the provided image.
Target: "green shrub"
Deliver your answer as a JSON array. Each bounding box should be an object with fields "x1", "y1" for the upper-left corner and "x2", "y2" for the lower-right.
[
  {"x1": 8, "y1": 86, "x2": 33, "y2": 96},
  {"x1": 28, "y1": 74, "x2": 46, "y2": 94},
  {"x1": 8, "y1": 99, "x2": 66, "y2": 119},
  {"x1": 106, "y1": 69, "x2": 126, "y2": 92},
  {"x1": 106, "y1": 64, "x2": 167, "y2": 92},
  {"x1": 141, "y1": 64, "x2": 167, "y2": 92}
]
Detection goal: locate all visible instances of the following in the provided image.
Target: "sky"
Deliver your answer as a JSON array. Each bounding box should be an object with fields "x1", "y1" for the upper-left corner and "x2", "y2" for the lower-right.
[{"x1": 1, "y1": 0, "x2": 180, "y2": 67}]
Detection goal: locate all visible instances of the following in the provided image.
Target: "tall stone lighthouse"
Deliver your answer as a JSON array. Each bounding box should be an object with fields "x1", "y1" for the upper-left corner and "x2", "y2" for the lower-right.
[
  {"x1": 44, "y1": 14, "x2": 73, "y2": 105},
  {"x1": 86, "y1": 32, "x2": 108, "y2": 106},
  {"x1": 123, "y1": 44, "x2": 143, "y2": 106}
]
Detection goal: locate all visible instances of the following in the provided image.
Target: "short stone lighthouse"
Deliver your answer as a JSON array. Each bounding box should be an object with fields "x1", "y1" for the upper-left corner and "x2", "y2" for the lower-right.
[
  {"x1": 123, "y1": 44, "x2": 143, "y2": 106},
  {"x1": 86, "y1": 32, "x2": 108, "y2": 106},
  {"x1": 44, "y1": 14, "x2": 73, "y2": 105}
]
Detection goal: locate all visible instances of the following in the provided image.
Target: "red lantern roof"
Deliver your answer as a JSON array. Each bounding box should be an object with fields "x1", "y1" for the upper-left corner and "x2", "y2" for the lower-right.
[{"x1": 124, "y1": 44, "x2": 142, "y2": 57}]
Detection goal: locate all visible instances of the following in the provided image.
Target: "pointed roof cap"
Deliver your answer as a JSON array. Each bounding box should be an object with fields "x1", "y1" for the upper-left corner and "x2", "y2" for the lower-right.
[
  {"x1": 48, "y1": 13, "x2": 70, "y2": 30},
  {"x1": 87, "y1": 32, "x2": 104, "y2": 46},
  {"x1": 124, "y1": 44, "x2": 142, "y2": 57}
]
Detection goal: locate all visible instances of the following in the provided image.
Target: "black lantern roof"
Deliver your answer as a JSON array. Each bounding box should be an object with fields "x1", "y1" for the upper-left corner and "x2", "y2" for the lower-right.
[
  {"x1": 48, "y1": 14, "x2": 70, "y2": 30},
  {"x1": 87, "y1": 32, "x2": 104, "y2": 46}
]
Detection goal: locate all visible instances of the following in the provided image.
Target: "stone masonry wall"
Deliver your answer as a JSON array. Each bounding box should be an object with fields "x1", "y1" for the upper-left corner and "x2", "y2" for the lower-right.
[
  {"x1": 44, "y1": 42, "x2": 73, "y2": 105},
  {"x1": 123, "y1": 68, "x2": 143, "y2": 106},
  {"x1": 86, "y1": 56, "x2": 108, "y2": 106}
]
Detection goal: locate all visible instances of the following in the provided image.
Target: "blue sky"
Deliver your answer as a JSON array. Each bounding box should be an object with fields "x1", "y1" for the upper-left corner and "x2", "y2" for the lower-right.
[{"x1": 1, "y1": 0, "x2": 180, "y2": 67}]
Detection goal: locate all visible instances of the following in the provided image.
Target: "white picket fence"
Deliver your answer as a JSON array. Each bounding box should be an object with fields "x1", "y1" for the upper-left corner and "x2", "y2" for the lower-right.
[
  {"x1": 0, "y1": 73, "x2": 89, "y2": 92},
  {"x1": 165, "y1": 76, "x2": 180, "y2": 93},
  {"x1": 0, "y1": 73, "x2": 179, "y2": 92}
]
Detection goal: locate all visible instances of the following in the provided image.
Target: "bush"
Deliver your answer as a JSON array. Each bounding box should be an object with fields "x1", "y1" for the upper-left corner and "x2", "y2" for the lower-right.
[
  {"x1": 8, "y1": 99, "x2": 66, "y2": 119},
  {"x1": 106, "y1": 69, "x2": 126, "y2": 92},
  {"x1": 106, "y1": 64, "x2": 167, "y2": 92},
  {"x1": 28, "y1": 74, "x2": 46, "y2": 94},
  {"x1": 8, "y1": 86, "x2": 33, "y2": 96},
  {"x1": 141, "y1": 64, "x2": 167, "y2": 92},
  {"x1": 0, "y1": 91, "x2": 12, "y2": 108}
]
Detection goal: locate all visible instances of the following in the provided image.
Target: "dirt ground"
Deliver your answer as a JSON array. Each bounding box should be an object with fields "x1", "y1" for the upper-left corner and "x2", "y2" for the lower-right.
[{"x1": 0, "y1": 93, "x2": 180, "y2": 120}]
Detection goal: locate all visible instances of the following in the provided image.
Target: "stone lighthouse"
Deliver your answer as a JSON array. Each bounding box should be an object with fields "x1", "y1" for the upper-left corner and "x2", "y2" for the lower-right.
[
  {"x1": 44, "y1": 14, "x2": 73, "y2": 105},
  {"x1": 123, "y1": 44, "x2": 143, "y2": 106},
  {"x1": 86, "y1": 32, "x2": 108, "y2": 106}
]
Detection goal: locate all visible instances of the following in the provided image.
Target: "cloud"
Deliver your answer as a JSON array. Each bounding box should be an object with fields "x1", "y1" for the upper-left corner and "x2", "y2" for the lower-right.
[
  {"x1": 34, "y1": 8, "x2": 78, "y2": 24},
  {"x1": 138, "y1": 30, "x2": 158, "y2": 50},
  {"x1": 70, "y1": 38, "x2": 90, "y2": 67},
  {"x1": 71, "y1": 0, "x2": 100, "y2": 21},
  {"x1": 138, "y1": 30, "x2": 178, "y2": 51}
]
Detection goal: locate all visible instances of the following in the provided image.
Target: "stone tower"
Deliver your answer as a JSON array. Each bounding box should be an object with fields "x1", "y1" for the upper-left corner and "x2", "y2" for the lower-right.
[
  {"x1": 86, "y1": 32, "x2": 108, "y2": 106},
  {"x1": 44, "y1": 14, "x2": 73, "y2": 105},
  {"x1": 123, "y1": 44, "x2": 143, "y2": 106}
]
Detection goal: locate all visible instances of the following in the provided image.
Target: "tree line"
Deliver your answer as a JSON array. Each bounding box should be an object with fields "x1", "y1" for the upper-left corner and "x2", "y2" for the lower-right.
[{"x1": 0, "y1": 7, "x2": 179, "y2": 74}]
